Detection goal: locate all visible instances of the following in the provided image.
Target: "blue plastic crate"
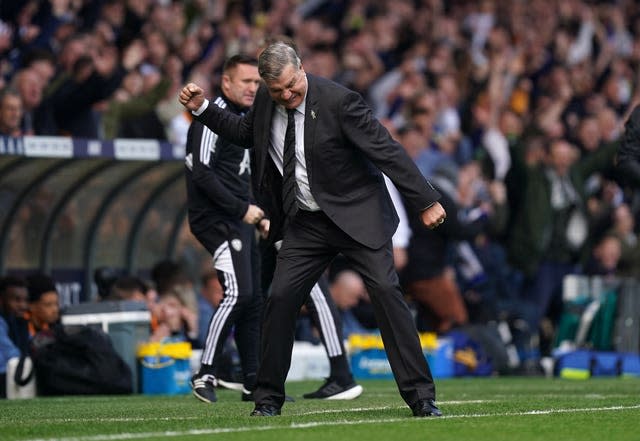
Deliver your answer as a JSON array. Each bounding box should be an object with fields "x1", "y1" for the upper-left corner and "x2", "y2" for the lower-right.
[
  {"x1": 139, "y1": 356, "x2": 191, "y2": 395},
  {"x1": 350, "y1": 338, "x2": 453, "y2": 380}
]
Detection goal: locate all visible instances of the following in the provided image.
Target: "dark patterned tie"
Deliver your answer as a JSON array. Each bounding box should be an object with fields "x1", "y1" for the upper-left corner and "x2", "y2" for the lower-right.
[{"x1": 282, "y1": 108, "x2": 298, "y2": 218}]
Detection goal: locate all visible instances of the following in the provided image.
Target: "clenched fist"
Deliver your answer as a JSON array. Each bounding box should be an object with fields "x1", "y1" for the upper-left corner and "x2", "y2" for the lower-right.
[
  {"x1": 178, "y1": 83, "x2": 205, "y2": 111},
  {"x1": 420, "y1": 202, "x2": 446, "y2": 229}
]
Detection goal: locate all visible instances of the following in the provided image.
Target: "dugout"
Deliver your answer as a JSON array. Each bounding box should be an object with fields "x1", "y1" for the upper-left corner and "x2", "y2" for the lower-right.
[{"x1": 0, "y1": 135, "x2": 209, "y2": 305}]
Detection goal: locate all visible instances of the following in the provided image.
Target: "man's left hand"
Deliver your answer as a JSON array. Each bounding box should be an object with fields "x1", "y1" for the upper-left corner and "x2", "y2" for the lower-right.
[{"x1": 420, "y1": 202, "x2": 446, "y2": 229}]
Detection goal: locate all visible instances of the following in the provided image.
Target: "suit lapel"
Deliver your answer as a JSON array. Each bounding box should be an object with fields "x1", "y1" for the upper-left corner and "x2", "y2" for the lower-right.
[{"x1": 303, "y1": 75, "x2": 319, "y2": 187}]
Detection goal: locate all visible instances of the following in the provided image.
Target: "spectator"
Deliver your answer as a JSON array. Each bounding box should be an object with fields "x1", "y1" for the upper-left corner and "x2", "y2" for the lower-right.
[
  {"x1": 404, "y1": 89, "x2": 459, "y2": 178},
  {"x1": 100, "y1": 38, "x2": 171, "y2": 140},
  {"x1": 151, "y1": 259, "x2": 195, "y2": 300},
  {"x1": 0, "y1": 276, "x2": 29, "y2": 318},
  {"x1": 584, "y1": 234, "x2": 623, "y2": 277},
  {"x1": 114, "y1": 66, "x2": 170, "y2": 140},
  {"x1": 150, "y1": 290, "x2": 198, "y2": 345},
  {"x1": 21, "y1": 48, "x2": 56, "y2": 85},
  {"x1": 107, "y1": 275, "x2": 149, "y2": 303},
  {"x1": 0, "y1": 276, "x2": 30, "y2": 357},
  {"x1": 25, "y1": 273, "x2": 60, "y2": 338},
  {"x1": 93, "y1": 266, "x2": 120, "y2": 301},
  {"x1": 10, "y1": 68, "x2": 43, "y2": 135},
  {"x1": 369, "y1": 45, "x2": 428, "y2": 122},
  {"x1": 0, "y1": 20, "x2": 11, "y2": 90},
  {"x1": 38, "y1": 30, "x2": 129, "y2": 138},
  {"x1": 149, "y1": 259, "x2": 198, "y2": 338},
  {"x1": 101, "y1": 67, "x2": 171, "y2": 140},
  {"x1": 329, "y1": 270, "x2": 371, "y2": 339},
  {"x1": 0, "y1": 87, "x2": 24, "y2": 137},
  {"x1": 607, "y1": 203, "x2": 640, "y2": 278},
  {"x1": 338, "y1": 30, "x2": 384, "y2": 96},
  {"x1": 575, "y1": 115, "x2": 603, "y2": 155},
  {"x1": 507, "y1": 136, "x2": 617, "y2": 361}
]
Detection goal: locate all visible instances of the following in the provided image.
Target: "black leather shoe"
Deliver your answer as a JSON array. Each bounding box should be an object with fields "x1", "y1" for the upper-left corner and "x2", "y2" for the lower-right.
[
  {"x1": 411, "y1": 399, "x2": 443, "y2": 417},
  {"x1": 250, "y1": 404, "x2": 281, "y2": 416}
]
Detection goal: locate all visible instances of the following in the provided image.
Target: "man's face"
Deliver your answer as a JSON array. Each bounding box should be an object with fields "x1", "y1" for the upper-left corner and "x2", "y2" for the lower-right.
[
  {"x1": 2, "y1": 285, "x2": 28, "y2": 317},
  {"x1": 0, "y1": 94, "x2": 23, "y2": 132},
  {"x1": 30, "y1": 291, "x2": 60, "y2": 326},
  {"x1": 549, "y1": 140, "x2": 577, "y2": 176},
  {"x1": 264, "y1": 63, "x2": 307, "y2": 109},
  {"x1": 17, "y1": 70, "x2": 42, "y2": 110},
  {"x1": 222, "y1": 63, "x2": 261, "y2": 108}
]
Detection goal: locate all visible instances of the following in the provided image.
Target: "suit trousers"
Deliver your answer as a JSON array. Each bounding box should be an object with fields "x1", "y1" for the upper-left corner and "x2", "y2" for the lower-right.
[{"x1": 254, "y1": 210, "x2": 436, "y2": 408}]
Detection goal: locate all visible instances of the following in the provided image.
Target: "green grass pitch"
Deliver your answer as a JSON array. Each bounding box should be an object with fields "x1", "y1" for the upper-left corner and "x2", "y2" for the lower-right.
[{"x1": 2, "y1": 377, "x2": 639, "y2": 441}]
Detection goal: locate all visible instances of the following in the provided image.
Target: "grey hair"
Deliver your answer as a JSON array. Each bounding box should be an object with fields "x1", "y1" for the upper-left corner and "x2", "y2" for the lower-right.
[{"x1": 258, "y1": 42, "x2": 301, "y2": 82}]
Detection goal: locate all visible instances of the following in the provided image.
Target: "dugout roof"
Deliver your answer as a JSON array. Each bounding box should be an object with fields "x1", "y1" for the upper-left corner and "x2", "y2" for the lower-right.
[{"x1": 0, "y1": 135, "x2": 208, "y2": 303}]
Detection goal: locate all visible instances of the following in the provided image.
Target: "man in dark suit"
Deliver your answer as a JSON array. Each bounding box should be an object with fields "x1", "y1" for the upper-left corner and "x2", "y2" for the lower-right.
[{"x1": 179, "y1": 42, "x2": 446, "y2": 418}]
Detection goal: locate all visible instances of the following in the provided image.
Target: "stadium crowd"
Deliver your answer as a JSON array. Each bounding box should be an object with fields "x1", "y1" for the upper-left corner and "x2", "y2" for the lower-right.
[{"x1": 2, "y1": 0, "x2": 640, "y2": 373}]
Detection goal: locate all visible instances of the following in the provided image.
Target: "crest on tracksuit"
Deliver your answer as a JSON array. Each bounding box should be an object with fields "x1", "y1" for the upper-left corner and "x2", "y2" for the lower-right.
[{"x1": 231, "y1": 239, "x2": 242, "y2": 251}]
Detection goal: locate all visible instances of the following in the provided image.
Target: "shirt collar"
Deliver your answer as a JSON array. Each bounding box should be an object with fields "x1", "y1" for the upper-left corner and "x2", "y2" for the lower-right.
[{"x1": 277, "y1": 95, "x2": 306, "y2": 118}]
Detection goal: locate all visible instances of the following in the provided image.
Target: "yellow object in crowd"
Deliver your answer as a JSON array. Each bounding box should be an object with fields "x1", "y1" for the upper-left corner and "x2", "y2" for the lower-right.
[
  {"x1": 137, "y1": 341, "x2": 192, "y2": 359},
  {"x1": 348, "y1": 332, "x2": 440, "y2": 352}
]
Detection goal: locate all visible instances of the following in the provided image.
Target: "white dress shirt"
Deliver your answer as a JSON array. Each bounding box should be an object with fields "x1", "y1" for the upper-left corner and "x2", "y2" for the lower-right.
[{"x1": 268, "y1": 88, "x2": 319, "y2": 211}]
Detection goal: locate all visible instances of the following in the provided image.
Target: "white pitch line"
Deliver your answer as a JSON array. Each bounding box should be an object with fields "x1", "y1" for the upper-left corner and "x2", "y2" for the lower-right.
[
  {"x1": 18, "y1": 404, "x2": 640, "y2": 441},
  {"x1": 301, "y1": 400, "x2": 493, "y2": 416},
  {"x1": 6, "y1": 401, "x2": 493, "y2": 425},
  {"x1": 9, "y1": 417, "x2": 203, "y2": 424}
]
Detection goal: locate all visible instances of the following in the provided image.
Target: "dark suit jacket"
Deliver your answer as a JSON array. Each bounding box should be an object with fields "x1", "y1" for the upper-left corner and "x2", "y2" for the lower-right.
[{"x1": 195, "y1": 74, "x2": 441, "y2": 249}]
